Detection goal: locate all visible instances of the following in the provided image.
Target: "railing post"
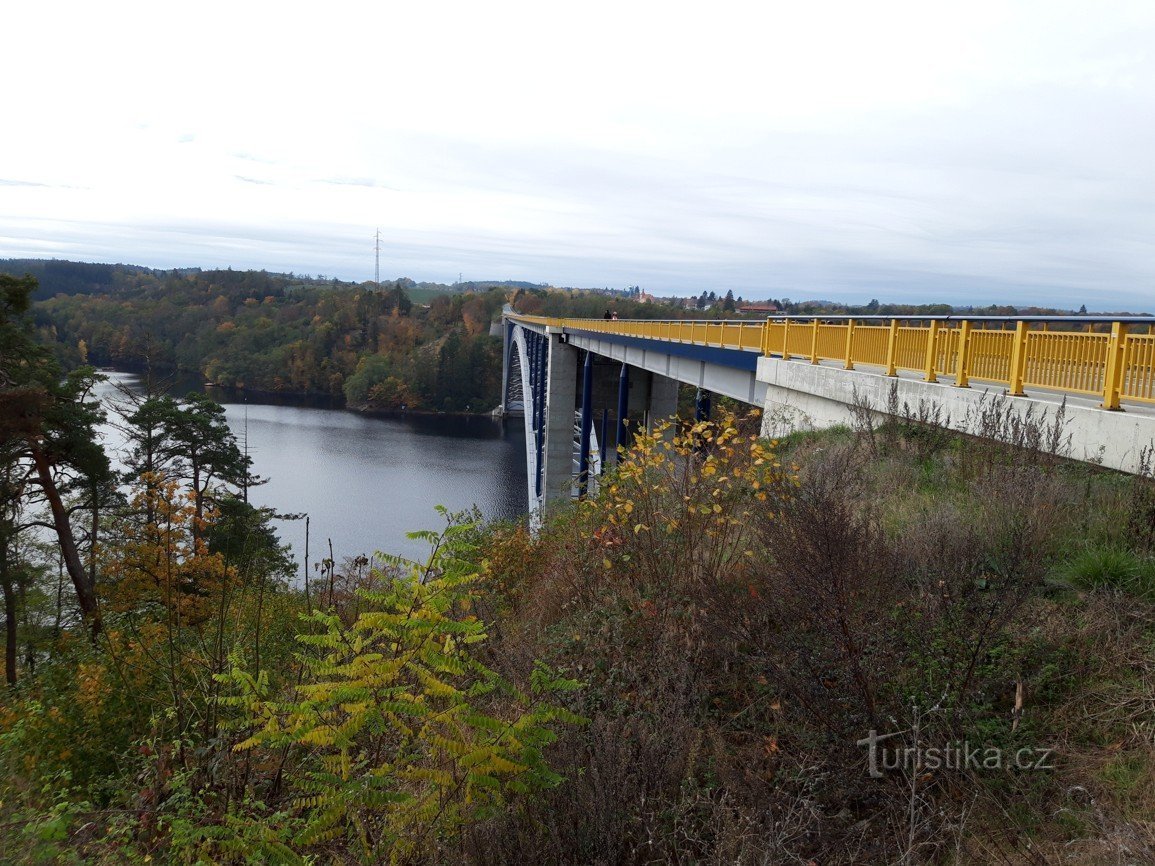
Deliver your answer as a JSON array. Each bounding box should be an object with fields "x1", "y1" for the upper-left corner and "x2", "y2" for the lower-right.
[
  {"x1": 843, "y1": 319, "x2": 856, "y2": 370},
  {"x1": 1102, "y1": 321, "x2": 1129, "y2": 410},
  {"x1": 923, "y1": 320, "x2": 940, "y2": 382},
  {"x1": 1008, "y1": 321, "x2": 1028, "y2": 395},
  {"x1": 782, "y1": 318, "x2": 791, "y2": 360},
  {"x1": 810, "y1": 318, "x2": 820, "y2": 364},
  {"x1": 885, "y1": 319, "x2": 899, "y2": 376},
  {"x1": 761, "y1": 318, "x2": 771, "y2": 356},
  {"x1": 955, "y1": 320, "x2": 972, "y2": 388}
]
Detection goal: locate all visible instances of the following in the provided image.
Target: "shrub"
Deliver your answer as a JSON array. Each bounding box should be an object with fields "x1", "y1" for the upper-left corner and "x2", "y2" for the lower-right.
[{"x1": 218, "y1": 512, "x2": 582, "y2": 863}]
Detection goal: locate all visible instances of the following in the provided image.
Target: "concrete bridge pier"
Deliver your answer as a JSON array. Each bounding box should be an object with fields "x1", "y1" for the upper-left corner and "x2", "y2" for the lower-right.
[
  {"x1": 647, "y1": 374, "x2": 679, "y2": 432},
  {"x1": 583, "y1": 357, "x2": 627, "y2": 461},
  {"x1": 622, "y1": 368, "x2": 680, "y2": 437},
  {"x1": 541, "y1": 333, "x2": 579, "y2": 509}
]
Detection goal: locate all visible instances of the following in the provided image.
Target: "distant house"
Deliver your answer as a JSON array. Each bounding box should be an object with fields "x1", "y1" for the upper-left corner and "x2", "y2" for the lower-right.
[{"x1": 737, "y1": 301, "x2": 779, "y2": 314}]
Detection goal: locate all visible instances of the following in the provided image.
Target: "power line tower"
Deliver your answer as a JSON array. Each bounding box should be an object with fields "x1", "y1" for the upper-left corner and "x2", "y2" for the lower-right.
[{"x1": 374, "y1": 228, "x2": 382, "y2": 291}]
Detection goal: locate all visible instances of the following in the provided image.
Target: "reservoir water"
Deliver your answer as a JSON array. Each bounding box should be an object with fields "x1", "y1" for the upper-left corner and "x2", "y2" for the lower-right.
[{"x1": 93, "y1": 371, "x2": 528, "y2": 567}]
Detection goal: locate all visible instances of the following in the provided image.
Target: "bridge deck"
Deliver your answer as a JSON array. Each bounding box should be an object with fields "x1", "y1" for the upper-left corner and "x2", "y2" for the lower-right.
[{"x1": 509, "y1": 313, "x2": 1155, "y2": 413}]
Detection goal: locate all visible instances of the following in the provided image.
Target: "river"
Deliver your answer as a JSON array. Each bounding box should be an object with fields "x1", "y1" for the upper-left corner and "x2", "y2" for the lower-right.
[{"x1": 92, "y1": 371, "x2": 528, "y2": 567}]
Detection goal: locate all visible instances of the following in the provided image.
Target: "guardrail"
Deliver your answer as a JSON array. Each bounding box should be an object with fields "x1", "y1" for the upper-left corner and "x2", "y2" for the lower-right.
[{"x1": 507, "y1": 314, "x2": 1155, "y2": 409}]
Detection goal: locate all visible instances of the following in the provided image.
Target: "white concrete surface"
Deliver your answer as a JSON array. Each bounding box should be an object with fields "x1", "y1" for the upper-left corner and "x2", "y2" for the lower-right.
[
  {"x1": 542, "y1": 333, "x2": 579, "y2": 509},
  {"x1": 757, "y1": 356, "x2": 1155, "y2": 474}
]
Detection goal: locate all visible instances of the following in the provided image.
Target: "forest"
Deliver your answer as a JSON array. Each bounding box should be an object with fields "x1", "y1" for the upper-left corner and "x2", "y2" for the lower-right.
[
  {"x1": 9, "y1": 260, "x2": 696, "y2": 415},
  {"x1": 8, "y1": 258, "x2": 1104, "y2": 418}
]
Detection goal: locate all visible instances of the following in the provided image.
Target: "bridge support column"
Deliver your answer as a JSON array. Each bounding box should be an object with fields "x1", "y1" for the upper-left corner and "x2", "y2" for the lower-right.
[
  {"x1": 627, "y1": 368, "x2": 650, "y2": 421},
  {"x1": 542, "y1": 333, "x2": 579, "y2": 508},
  {"x1": 646, "y1": 374, "x2": 680, "y2": 432},
  {"x1": 578, "y1": 352, "x2": 594, "y2": 497},
  {"x1": 616, "y1": 363, "x2": 629, "y2": 456},
  {"x1": 600, "y1": 409, "x2": 609, "y2": 469},
  {"x1": 500, "y1": 321, "x2": 512, "y2": 414},
  {"x1": 695, "y1": 388, "x2": 712, "y2": 422}
]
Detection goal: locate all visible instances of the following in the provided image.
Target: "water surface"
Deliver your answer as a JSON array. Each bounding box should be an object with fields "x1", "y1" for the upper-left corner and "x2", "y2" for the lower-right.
[{"x1": 94, "y1": 372, "x2": 528, "y2": 567}]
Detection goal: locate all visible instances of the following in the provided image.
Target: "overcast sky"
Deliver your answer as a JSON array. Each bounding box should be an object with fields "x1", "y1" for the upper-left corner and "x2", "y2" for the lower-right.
[{"x1": 2, "y1": 1, "x2": 1153, "y2": 309}]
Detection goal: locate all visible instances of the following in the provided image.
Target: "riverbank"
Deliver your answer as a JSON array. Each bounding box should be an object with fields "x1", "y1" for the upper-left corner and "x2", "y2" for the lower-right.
[
  {"x1": 94, "y1": 362, "x2": 504, "y2": 418},
  {"x1": 94, "y1": 371, "x2": 528, "y2": 565}
]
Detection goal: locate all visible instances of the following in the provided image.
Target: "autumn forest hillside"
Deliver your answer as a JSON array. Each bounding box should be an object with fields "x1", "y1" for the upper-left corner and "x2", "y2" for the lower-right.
[{"x1": 7, "y1": 259, "x2": 690, "y2": 414}]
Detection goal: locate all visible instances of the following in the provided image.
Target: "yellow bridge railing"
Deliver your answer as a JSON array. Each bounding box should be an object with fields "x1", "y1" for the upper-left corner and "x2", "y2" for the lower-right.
[{"x1": 509, "y1": 314, "x2": 1155, "y2": 410}]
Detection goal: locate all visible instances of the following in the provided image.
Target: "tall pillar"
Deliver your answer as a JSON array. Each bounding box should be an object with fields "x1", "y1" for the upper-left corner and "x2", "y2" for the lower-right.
[
  {"x1": 599, "y1": 409, "x2": 609, "y2": 468},
  {"x1": 616, "y1": 363, "x2": 630, "y2": 455},
  {"x1": 500, "y1": 321, "x2": 512, "y2": 414},
  {"x1": 534, "y1": 336, "x2": 546, "y2": 497},
  {"x1": 578, "y1": 352, "x2": 593, "y2": 498},
  {"x1": 542, "y1": 333, "x2": 579, "y2": 508},
  {"x1": 647, "y1": 374, "x2": 680, "y2": 432},
  {"x1": 628, "y1": 369, "x2": 651, "y2": 419},
  {"x1": 695, "y1": 388, "x2": 712, "y2": 422}
]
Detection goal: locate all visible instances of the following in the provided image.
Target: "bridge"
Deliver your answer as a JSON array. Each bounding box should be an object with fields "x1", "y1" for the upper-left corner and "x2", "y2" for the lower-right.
[{"x1": 502, "y1": 311, "x2": 1155, "y2": 517}]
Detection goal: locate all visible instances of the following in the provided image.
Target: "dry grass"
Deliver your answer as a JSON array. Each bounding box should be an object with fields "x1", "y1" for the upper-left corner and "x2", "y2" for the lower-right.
[{"x1": 463, "y1": 403, "x2": 1155, "y2": 865}]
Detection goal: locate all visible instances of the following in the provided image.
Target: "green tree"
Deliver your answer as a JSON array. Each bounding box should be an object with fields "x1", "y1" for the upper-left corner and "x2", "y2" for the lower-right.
[{"x1": 1, "y1": 273, "x2": 109, "y2": 641}]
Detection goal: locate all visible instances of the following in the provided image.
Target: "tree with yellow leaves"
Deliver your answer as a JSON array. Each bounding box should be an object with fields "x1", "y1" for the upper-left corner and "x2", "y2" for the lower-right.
[{"x1": 217, "y1": 511, "x2": 583, "y2": 863}]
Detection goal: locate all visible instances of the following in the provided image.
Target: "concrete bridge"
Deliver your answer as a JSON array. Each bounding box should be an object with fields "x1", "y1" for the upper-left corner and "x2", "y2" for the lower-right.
[{"x1": 502, "y1": 310, "x2": 1155, "y2": 517}]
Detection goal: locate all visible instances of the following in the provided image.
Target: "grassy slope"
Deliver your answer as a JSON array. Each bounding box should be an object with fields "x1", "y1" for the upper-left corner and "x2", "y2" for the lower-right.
[{"x1": 468, "y1": 410, "x2": 1155, "y2": 864}]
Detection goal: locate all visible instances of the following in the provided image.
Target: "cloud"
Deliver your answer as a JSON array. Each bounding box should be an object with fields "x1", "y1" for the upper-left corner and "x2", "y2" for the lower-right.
[
  {"x1": 232, "y1": 151, "x2": 276, "y2": 164},
  {"x1": 1, "y1": 1, "x2": 1153, "y2": 310},
  {"x1": 318, "y1": 177, "x2": 399, "y2": 190}
]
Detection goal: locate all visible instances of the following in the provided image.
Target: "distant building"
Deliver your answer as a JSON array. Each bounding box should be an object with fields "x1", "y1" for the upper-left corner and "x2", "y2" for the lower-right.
[{"x1": 737, "y1": 301, "x2": 779, "y2": 314}]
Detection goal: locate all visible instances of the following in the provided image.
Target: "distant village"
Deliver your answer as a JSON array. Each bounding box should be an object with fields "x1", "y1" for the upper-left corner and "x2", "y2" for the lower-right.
[{"x1": 581, "y1": 284, "x2": 776, "y2": 314}]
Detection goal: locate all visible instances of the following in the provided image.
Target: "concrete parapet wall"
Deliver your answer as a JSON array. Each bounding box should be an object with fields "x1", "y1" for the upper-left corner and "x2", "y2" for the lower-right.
[{"x1": 756, "y1": 357, "x2": 1155, "y2": 475}]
